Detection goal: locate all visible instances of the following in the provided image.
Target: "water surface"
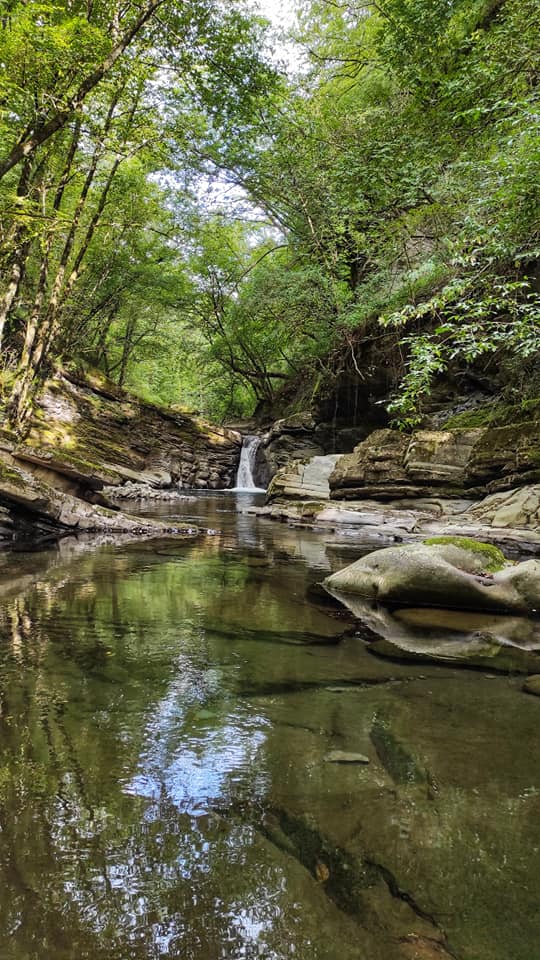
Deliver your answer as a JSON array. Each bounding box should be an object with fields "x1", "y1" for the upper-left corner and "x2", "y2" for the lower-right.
[{"x1": 0, "y1": 493, "x2": 539, "y2": 960}]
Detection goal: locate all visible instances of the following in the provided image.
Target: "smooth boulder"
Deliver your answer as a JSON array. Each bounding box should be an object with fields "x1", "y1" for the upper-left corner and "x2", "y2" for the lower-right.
[{"x1": 323, "y1": 539, "x2": 540, "y2": 614}]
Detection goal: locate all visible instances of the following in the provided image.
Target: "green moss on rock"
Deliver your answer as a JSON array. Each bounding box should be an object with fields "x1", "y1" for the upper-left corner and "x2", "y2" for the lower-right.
[
  {"x1": 423, "y1": 536, "x2": 507, "y2": 572},
  {"x1": 0, "y1": 463, "x2": 27, "y2": 489},
  {"x1": 444, "y1": 399, "x2": 540, "y2": 429}
]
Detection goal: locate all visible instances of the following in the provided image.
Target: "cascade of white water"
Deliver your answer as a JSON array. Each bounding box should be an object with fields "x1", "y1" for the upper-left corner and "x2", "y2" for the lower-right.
[{"x1": 234, "y1": 435, "x2": 265, "y2": 491}]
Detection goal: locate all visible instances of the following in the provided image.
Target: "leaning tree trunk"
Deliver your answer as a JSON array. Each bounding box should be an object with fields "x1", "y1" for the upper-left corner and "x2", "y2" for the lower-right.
[
  {"x1": 0, "y1": 161, "x2": 34, "y2": 352},
  {"x1": 14, "y1": 119, "x2": 82, "y2": 386},
  {"x1": 9, "y1": 94, "x2": 122, "y2": 426}
]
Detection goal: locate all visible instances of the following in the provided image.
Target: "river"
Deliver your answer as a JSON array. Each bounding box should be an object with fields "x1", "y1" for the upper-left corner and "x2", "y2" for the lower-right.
[{"x1": 0, "y1": 493, "x2": 539, "y2": 960}]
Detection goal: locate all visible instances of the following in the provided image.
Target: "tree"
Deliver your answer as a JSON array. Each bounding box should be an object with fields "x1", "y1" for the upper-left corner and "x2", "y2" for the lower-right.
[{"x1": 0, "y1": 0, "x2": 278, "y2": 424}]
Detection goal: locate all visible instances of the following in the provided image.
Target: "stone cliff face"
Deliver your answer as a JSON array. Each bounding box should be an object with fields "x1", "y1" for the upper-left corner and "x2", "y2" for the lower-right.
[
  {"x1": 0, "y1": 371, "x2": 241, "y2": 543},
  {"x1": 330, "y1": 424, "x2": 540, "y2": 500},
  {"x1": 262, "y1": 420, "x2": 540, "y2": 549},
  {"x1": 260, "y1": 412, "x2": 377, "y2": 480}
]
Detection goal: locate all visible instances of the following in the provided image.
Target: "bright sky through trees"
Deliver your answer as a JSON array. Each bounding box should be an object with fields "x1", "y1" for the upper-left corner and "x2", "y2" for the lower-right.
[{"x1": 255, "y1": 0, "x2": 303, "y2": 71}]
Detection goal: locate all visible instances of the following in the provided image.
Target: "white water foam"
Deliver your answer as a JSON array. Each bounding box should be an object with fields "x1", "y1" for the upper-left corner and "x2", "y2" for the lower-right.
[{"x1": 233, "y1": 435, "x2": 266, "y2": 492}]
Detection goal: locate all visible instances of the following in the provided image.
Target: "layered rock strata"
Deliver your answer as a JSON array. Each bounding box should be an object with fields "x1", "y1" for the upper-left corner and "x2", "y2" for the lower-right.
[
  {"x1": 330, "y1": 424, "x2": 540, "y2": 500},
  {"x1": 260, "y1": 443, "x2": 540, "y2": 550},
  {"x1": 12, "y1": 371, "x2": 241, "y2": 493},
  {"x1": 0, "y1": 369, "x2": 241, "y2": 543},
  {"x1": 0, "y1": 452, "x2": 197, "y2": 542}
]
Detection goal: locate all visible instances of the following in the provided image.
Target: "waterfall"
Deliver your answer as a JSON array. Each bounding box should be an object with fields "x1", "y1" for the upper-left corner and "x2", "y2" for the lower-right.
[{"x1": 234, "y1": 435, "x2": 265, "y2": 492}]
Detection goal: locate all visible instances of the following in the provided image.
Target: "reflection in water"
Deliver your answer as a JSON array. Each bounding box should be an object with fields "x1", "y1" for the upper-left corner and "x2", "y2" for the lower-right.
[{"x1": 0, "y1": 494, "x2": 539, "y2": 959}]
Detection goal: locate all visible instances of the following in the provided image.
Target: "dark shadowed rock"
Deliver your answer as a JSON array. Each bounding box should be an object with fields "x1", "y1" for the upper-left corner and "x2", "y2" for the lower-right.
[
  {"x1": 523, "y1": 675, "x2": 540, "y2": 696},
  {"x1": 262, "y1": 413, "x2": 325, "y2": 477}
]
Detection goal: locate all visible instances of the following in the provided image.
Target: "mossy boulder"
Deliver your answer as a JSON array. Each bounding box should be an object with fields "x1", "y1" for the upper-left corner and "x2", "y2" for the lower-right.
[{"x1": 323, "y1": 541, "x2": 540, "y2": 614}]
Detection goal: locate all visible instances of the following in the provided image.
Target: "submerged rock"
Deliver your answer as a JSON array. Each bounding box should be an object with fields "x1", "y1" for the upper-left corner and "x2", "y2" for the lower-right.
[
  {"x1": 323, "y1": 539, "x2": 540, "y2": 614},
  {"x1": 319, "y1": 588, "x2": 540, "y2": 673},
  {"x1": 368, "y1": 636, "x2": 540, "y2": 675},
  {"x1": 398, "y1": 935, "x2": 456, "y2": 960},
  {"x1": 103, "y1": 481, "x2": 194, "y2": 501},
  {"x1": 324, "y1": 750, "x2": 370, "y2": 764},
  {"x1": 522, "y1": 675, "x2": 540, "y2": 696}
]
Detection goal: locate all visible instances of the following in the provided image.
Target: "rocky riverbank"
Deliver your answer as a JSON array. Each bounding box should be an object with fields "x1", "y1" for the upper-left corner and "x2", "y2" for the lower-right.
[
  {"x1": 253, "y1": 421, "x2": 540, "y2": 553},
  {"x1": 0, "y1": 370, "x2": 241, "y2": 544},
  {"x1": 3, "y1": 369, "x2": 540, "y2": 553}
]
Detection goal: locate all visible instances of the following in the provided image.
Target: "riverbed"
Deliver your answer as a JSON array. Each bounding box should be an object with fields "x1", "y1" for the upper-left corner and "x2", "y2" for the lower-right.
[{"x1": 0, "y1": 493, "x2": 539, "y2": 960}]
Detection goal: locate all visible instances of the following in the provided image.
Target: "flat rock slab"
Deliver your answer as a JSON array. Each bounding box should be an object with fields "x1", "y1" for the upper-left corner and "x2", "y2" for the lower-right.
[
  {"x1": 267, "y1": 454, "x2": 342, "y2": 501},
  {"x1": 252, "y1": 488, "x2": 540, "y2": 552},
  {"x1": 0, "y1": 450, "x2": 198, "y2": 542}
]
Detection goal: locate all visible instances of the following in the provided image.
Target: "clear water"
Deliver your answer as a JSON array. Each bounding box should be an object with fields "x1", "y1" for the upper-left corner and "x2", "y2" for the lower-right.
[{"x1": 0, "y1": 493, "x2": 539, "y2": 960}]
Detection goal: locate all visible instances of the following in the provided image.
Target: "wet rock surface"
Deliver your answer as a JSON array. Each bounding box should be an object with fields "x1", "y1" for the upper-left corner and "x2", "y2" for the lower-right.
[
  {"x1": 0, "y1": 370, "x2": 241, "y2": 543},
  {"x1": 0, "y1": 449, "x2": 199, "y2": 542},
  {"x1": 103, "y1": 481, "x2": 195, "y2": 502},
  {"x1": 251, "y1": 487, "x2": 540, "y2": 553}
]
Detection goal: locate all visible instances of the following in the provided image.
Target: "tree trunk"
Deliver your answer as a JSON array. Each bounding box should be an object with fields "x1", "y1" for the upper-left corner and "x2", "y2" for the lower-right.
[
  {"x1": 0, "y1": 161, "x2": 33, "y2": 351},
  {"x1": 8, "y1": 94, "x2": 121, "y2": 425},
  {"x1": 14, "y1": 120, "x2": 82, "y2": 377},
  {"x1": 0, "y1": 0, "x2": 165, "y2": 181}
]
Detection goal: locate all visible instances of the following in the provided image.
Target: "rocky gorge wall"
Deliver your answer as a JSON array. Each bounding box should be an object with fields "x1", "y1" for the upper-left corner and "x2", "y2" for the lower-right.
[
  {"x1": 262, "y1": 419, "x2": 540, "y2": 551},
  {"x1": 330, "y1": 424, "x2": 540, "y2": 500},
  {"x1": 0, "y1": 371, "x2": 241, "y2": 543}
]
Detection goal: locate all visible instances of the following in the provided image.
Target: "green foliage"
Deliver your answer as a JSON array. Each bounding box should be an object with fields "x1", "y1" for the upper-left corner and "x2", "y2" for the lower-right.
[
  {"x1": 384, "y1": 276, "x2": 540, "y2": 425},
  {"x1": 0, "y1": 0, "x2": 280, "y2": 423},
  {"x1": 1, "y1": 0, "x2": 539, "y2": 424}
]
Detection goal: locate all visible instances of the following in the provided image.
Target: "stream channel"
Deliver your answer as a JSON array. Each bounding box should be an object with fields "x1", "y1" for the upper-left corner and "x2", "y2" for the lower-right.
[{"x1": 0, "y1": 492, "x2": 539, "y2": 960}]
